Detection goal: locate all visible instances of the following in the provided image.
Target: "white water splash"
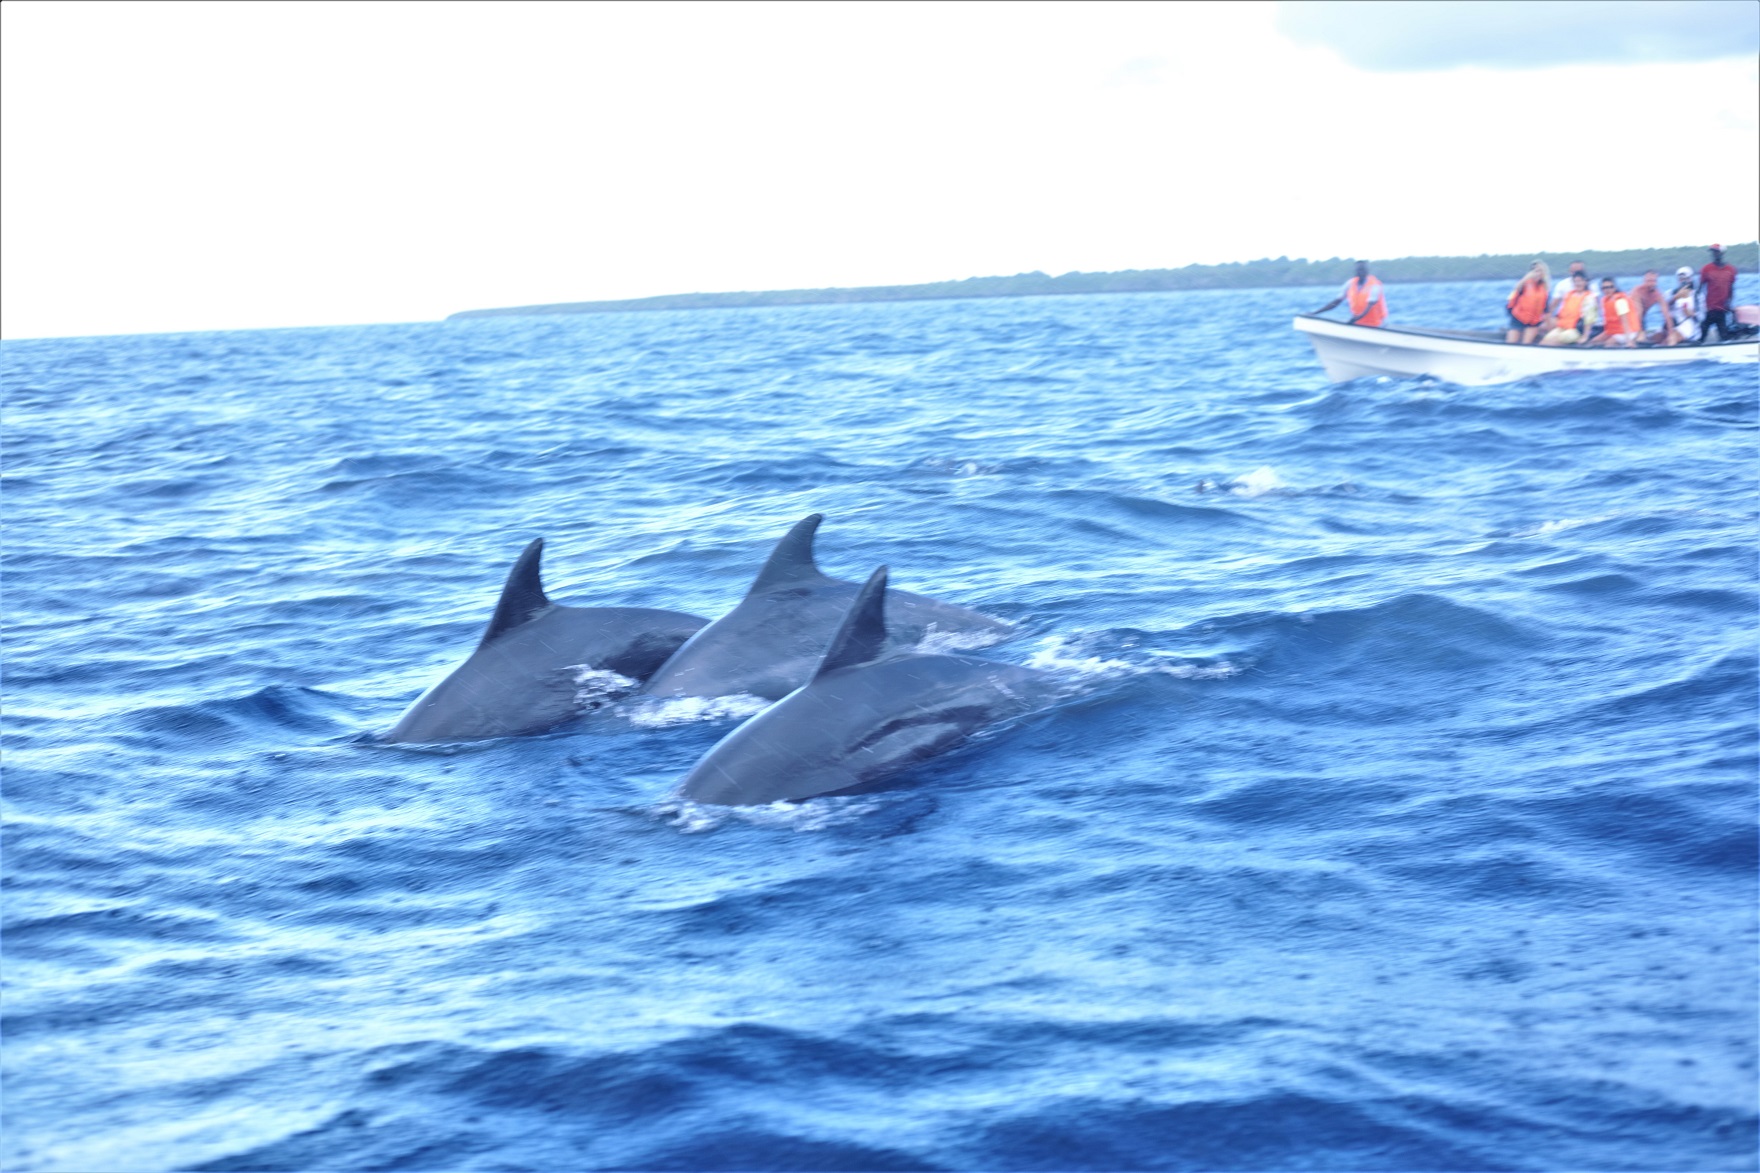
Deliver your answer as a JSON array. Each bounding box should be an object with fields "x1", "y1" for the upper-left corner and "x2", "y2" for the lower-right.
[
  {"x1": 1024, "y1": 636, "x2": 1239, "y2": 681},
  {"x1": 1518, "y1": 515, "x2": 1613, "y2": 538},
  {"x1": 916, "y1": 623, "x2": 1009, "y2": 655},
  {"x1": 569, "y1": 667, "x2": 639, "y2": 706},
  {"x1": 1230, "y1": 465, "x2": 1290, "y2": 497},
  {"x1": 1147, "y1": 654, "x2": 1242, "y2": 680},
  {"x1": 919, "y1": 456, "x2": 1004, "y2": 477},
  {"x1": 622, "y1": 693, "x2": 772, "y2": 729},
  {"x1": 1025, "y1": 637, "x2": 1138, "y2": 677},
  {"x1": 651, "y1": 795, "x2": 883, "y2": 834}
]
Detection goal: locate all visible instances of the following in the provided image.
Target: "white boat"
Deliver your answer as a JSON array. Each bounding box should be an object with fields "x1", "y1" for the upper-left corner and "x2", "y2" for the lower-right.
[{"x1": 1294, "y1": 314, "x2": 1759, "y2": 386}]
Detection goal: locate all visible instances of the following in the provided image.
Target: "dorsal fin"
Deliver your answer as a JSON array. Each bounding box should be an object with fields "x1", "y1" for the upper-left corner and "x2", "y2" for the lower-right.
[
  {"x1": 814, "y1": 566, "x2": 890, "y2": 679},
  {"x1": 476, "y1": 537, "x2": 552, "y2": 650},
  {"x1": 747, "y1": 513, "x2": 830, "y2": 596}
]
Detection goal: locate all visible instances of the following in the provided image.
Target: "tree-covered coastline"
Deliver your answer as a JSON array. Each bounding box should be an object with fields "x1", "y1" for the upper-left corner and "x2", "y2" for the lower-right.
[{"x1": 448, "y1": 242, "x2": 1758, "y2": 320}]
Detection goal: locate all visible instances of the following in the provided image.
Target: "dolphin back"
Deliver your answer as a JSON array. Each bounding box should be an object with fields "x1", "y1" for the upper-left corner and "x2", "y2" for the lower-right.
[
  {"x1": 643, "y1": 516, "x2": 1013, "y2": 701},
  {"x1": 678, "y1": 566, "x2": 1051, "y2": 805},
  {"x1": 384, "y1": 537, "x2": 707, "y2": 743},
  {"x1": 385, "y1": 605, "x2": 706, "y2": 742},
  {"x1": 678, "y1": 648, "x2": 1050, "y2": 805},
  {"x1": 477, "y1": 537, "x2": 552, "y2": 651},
  {"x1": 745, "y1": 513, "x2": 835, "y2": 596},
  {"x1": 814, "y1": 565, "x2": 891, "y2": 676}
]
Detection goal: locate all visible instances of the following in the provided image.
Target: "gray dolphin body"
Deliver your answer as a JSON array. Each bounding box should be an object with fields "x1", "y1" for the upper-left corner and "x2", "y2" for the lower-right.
[
  {"x1": 679, "y1": 566, "x2": 1055, "y2": 805},
  {"x1": 642, "y1": 514, "x2": 1013, "y2": 700},
  {"x1": 385, "y1": 539, "x2": 707, "y2": 743}
]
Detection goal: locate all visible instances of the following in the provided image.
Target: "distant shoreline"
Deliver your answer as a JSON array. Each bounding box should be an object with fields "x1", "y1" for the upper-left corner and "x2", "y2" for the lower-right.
[{"x1": 448, "y1": 243, "x2": 1756, "y2": 320}]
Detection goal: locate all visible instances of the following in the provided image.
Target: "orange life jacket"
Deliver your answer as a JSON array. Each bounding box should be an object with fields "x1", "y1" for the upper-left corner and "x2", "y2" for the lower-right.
[
  {"x1": 1600, "y1": 291, "x2": 1639, "y2": 335},
  {"x1": 1507, "y1": 279, "x2": 1549, "y2": 326},
  {"x1": 1555, "y1": 289, "x2": 1590, "y2": 331},
  {"x1": 1346, "y1": 276, "x2": 1386, "y2": 327}
]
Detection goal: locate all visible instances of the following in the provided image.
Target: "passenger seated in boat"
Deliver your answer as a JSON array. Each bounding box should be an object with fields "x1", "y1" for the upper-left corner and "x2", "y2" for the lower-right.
[
  {"x1": 1627, "y1": 271, "x2": 1676, "y2": 346},
  {"x1": 1505, "y1": 261, "x2": 1551, "y2": 344},
  {"x1": 1312, "y1": 260, "x2": 1387, "y2": 326},
  {"x1": 1593, "y1": 278, "x2": 1643, "y2": 347},
  {"x1": 1551, "y1": 260, "x2": 1589, "y2": 307},
  {"x1": 1669, "y1": 267, "x2": 1700, "y2": 344},
  {"x1": 1540, "y1": 272, "x2": 1595, "y2": 346}
]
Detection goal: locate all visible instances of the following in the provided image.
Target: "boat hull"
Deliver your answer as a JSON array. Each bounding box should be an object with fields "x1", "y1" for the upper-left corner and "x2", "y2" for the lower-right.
[{"x1": 1294, "y1": 315, "x2": 1758, "y2": 386}]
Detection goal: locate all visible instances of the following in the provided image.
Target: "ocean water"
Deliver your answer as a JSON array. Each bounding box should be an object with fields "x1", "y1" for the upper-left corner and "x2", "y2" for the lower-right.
[{"x1": 3, "y1": 277, "x2": 1756, "y2": 1172}]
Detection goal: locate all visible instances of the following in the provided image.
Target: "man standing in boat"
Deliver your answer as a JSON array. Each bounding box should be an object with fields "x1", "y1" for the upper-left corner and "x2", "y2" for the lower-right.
[
  {"x1": 1698, "y1": 244, "x2": 1737, "y2": 343},
  {"x1": 1313, "y1": 260, "x2": 1387, "y2": 327}
]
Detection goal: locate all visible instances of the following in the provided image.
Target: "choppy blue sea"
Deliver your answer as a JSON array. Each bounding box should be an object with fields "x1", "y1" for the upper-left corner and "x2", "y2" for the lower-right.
[{"x1": 4, "y1": 278, "x2": 1757, "y2": 1172}]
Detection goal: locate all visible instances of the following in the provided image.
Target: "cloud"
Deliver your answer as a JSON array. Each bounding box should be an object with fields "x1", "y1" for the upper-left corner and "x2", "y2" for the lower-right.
[{"x1": 1278, "y1": 0, "x2": 1760, "y2": 71}]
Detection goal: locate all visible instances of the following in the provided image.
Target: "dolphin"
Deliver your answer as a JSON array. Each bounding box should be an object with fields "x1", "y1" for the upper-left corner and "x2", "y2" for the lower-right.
[
  {"x1": 678, "y1": 566, "x2": 1055, "y2": 805},
  {"x1": 642, "y1": 514, "x2": 1013, "y2": 700},
  {"x1": 384, "y1": 538, "x2": 708, "y2": 743}
]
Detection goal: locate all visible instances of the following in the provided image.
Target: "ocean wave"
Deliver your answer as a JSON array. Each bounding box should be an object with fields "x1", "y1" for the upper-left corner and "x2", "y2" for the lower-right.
[
  {"x1": 5, "y1": 281, "x2": 1754, "y2": 1173},
  {"x1": 117, "y1": 686, "x2": 360, "y2": 743}
]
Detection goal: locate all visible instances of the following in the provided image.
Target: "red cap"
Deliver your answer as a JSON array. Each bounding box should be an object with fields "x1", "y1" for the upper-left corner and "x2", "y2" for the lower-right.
[{"x1": 1710, "y1": 243, "x2": 1723, "y2": 250}]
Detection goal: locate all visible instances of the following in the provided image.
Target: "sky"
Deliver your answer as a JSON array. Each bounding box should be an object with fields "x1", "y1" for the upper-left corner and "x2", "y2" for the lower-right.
[{"x1": 3, "y1": 0, "x2": 1757, "y2": 339}]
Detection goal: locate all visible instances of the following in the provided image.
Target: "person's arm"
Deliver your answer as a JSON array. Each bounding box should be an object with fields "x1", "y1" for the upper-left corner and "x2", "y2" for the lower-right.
[{"x1": 1314, "y1": 279, "x2": 1349, "y2": 314}]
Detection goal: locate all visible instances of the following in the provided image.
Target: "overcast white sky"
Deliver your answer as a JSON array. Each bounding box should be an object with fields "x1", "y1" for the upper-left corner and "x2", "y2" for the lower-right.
[{"x1": 4, "y1": 0, "x2": 1756, "y2": 339}]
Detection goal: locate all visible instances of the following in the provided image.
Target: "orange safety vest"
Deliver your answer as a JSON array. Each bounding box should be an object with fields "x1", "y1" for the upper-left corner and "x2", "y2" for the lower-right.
[
  {"x1": 1555, "y1": 288, "x2": 1590, "y2": 331},
  {"x1": 1346, "y1": 276, "x2": 1386, "y2": 327},
  {"x1": 1507, "y1": 279, "x2": 1549, "y2": 326},
  {"x1": 1600, "y1": 291, "x2": 1639, "y2": 335}
]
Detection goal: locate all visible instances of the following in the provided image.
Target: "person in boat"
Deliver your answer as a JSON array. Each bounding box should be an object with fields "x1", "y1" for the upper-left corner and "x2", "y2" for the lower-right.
[
  {"x1": 1698, "y1": 244, "x2": 1737, "y2": 343},
  {"x1": 1593, "y1": 277, "x2": 1643, "y2": 347},
  {"x1": 1505, "y1": 260, "x2": 1551, "y2": 344},
  {"x1": 1670, "y1": 267, "x2": 1701, "y2": 344},
  {"x1": 1551, "y1": 259, "x2": 1588, "y2": 310},
  {"x1": 1626, "y1": 270, "x2": 1676, "y2": 346},
  {"x1": 1540, "y1": 271, "x2": 1595, "y2": 346},
  {"x1": 1312, "y1": 260, "x2": 1387, "y2": 326}
]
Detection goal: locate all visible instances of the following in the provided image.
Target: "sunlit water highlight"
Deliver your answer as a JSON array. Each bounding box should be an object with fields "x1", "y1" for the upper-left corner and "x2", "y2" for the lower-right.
[{"x1": 4, "y1": 279, "x2": 1756, "y2": 1171}]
